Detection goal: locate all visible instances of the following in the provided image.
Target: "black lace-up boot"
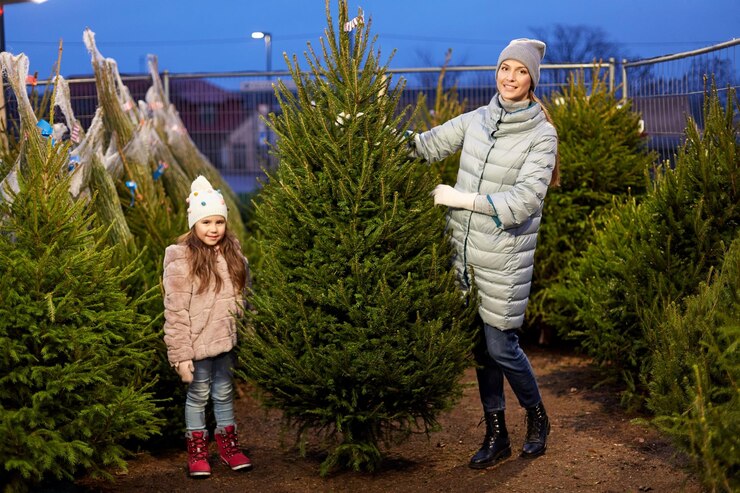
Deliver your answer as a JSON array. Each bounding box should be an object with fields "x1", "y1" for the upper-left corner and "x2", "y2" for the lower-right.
[
  {"x1": 469, "y1": 410, "x2": 512, "y2": 469},
  {"x1": 521, "y1": 401, "x2": 550, "y2": 458}
]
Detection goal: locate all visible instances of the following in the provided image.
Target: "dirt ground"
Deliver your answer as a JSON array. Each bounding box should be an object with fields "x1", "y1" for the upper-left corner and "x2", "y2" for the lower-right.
[{"x1": 78, "y1": 346, "x2": 701, "y2": 493}]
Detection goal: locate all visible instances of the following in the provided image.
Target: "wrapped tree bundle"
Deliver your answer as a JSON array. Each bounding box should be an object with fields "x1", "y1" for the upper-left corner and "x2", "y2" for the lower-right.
[
  {"x1": 84, "y1": 29, "x2": 185, "y2": 244},
  {"x1": 0, "y1": 53, "x2": 38, "y2": 131},
  {"x1": 0, "y1": 53, "x2": 45, "y2": 203},
  {"x1": 53, "y1": 75, "x2": 85, "y2": 144},
  {"x1": 126, "y1": 118, "x2": 190, "y2": 215},
  {"x1": 145, "y1": 55, "x2": 247, "y2": 240},
  {"x1": 83, "y1": 29, "x2": 137, "y2": 147},
  {"x1": 50, "y1": 74, "x2": 91, "y2": 199},
  {"x1": 74, "y1": 108, "x2": 133, "y2": 246}
]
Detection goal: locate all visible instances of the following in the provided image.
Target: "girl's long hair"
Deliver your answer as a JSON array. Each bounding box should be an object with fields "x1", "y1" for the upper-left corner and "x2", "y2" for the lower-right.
[
  {"x1": 178, "y1": 226, "x2": 247, "y2": 295},
  {"x1": 530, "y1": 89, "x2": 561, "y2": 187}
]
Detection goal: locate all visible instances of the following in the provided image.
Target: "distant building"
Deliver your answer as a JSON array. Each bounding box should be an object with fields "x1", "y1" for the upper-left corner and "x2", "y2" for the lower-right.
[
  {"x1": 169, "y1": 78, "x2": 247, "y2": 171},
  {"x1": 631, "y1": 94, "x2": 697, "y2": 163}
]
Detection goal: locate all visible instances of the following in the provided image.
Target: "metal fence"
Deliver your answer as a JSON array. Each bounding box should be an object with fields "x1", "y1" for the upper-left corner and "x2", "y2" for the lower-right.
[
  {"x1": 622, "y1": 38, "x2": 740, "y2": 163},
  {"x1": 2, "y1": 39, "x2": 737, "y2": 193}
]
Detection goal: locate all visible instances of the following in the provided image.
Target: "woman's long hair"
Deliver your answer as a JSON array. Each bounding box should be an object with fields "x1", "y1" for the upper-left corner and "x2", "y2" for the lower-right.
[
  {"x1": 530, "y1": 89, "x2": 561, "y2": 187},
  {"x1": 178, "y1": 226, "x2": 247, "y2": 295}
]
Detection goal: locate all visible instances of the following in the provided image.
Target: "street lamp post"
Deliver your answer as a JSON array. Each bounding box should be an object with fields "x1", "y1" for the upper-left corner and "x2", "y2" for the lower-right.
[{"x1": 251, "y1": 31, "x2": 272, "y2": 74}]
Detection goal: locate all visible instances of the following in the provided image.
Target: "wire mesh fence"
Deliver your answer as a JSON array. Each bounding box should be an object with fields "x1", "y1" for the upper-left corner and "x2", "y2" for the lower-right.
[
  {"x1": 1, "y1": 39, "x2": 737, "y2": 192},
  {"x1": 623, "y1": 38, "x2": 740, "y2": 164}
]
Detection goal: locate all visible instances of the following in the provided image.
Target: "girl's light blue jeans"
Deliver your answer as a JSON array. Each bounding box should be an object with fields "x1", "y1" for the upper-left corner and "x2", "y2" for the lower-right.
[
  {"x1": 475, "y1": 324, "x2": 542, "y2": 412},
  {"x1": 185, "y1": 351, "x2": 236, "y2": 431}
]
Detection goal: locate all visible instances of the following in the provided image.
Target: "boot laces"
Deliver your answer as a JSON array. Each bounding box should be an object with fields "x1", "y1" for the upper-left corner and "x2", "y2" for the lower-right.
[
  {"x1": 188, "y1": 434, "x2": 208, "y2": 461},
  {"x1": 525, "y1": 408, "x2": 545, "y2": 440},
  {"x1": 479, "y1": 414, "x2": 503, "y2": 444},
  {"x1": 220, "y1": 428, "x2": 240, "y2": 457}
]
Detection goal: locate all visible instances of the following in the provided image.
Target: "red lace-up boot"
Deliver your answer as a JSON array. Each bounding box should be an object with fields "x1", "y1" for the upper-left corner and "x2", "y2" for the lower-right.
[
  {"x1": 214, "y1": 425, "x2": 253, "y2": 471},
  {"x1": 185, "y1": 430, "x2": 211, "y2": 477}
]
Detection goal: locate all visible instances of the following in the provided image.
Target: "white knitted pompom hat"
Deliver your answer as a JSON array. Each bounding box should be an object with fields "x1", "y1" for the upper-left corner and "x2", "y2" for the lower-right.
[{"x1": 186, "y1": 175, "x2": 228, "y2": 229}]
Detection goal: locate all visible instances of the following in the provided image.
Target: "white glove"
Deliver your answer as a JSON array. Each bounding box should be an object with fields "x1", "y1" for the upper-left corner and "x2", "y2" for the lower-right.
[
  {"x1": 432, "y1": 184, "x2": 477, "y2": 210},
  {"x1": 336, "y1": 111, "x2": 364, "y2": 126},
  {"x1": 175, "y1": 360, "x2": 194, "y2": 384},
  {"x1": 384, "y1": 126, "x2": 414, "y2": 140}
]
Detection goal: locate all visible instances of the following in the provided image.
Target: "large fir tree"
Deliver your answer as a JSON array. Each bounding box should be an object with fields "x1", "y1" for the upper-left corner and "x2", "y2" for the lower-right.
[
  {"x1": 552, "y1": 83, "x2": 739, "y2": 402},
  {"x1": 0, "y1": 103, "x2": 162, "y2": 490},
  {"x1": 647, "y1": 234, "x2": 739, "y2": 492},
  {"x1": 237, "y1": 0, "x2": 476, "y2": 474},
  {"x1": 526, "y1": 73, "x2": 655, "y2": 343}
]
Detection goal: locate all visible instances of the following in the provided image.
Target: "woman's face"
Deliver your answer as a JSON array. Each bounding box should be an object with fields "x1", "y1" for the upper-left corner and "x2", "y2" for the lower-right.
[{"x1": 496, "y1": 59, "x2": 532, "y2": 102}]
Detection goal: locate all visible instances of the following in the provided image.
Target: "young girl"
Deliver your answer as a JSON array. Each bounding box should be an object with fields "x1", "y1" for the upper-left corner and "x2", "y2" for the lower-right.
[
  {"x1": 411, "y1": 38, "x2": 558, "y2": 469},
  {"x1": 163, "y1": 175, "x2": 252, "y2": 477}
]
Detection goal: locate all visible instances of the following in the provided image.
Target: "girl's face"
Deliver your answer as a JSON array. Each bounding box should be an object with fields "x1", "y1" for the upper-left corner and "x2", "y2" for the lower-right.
[
  {"x1": 496, "y1": 59, "x2": 532, "y2": 102},
  {"x1": 194, "y1": 215, "x2": 226, "y2": 246}
]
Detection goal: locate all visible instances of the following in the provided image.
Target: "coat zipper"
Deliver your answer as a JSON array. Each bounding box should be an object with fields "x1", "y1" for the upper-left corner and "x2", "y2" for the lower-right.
[{"x1": 461, "y1": 115, "x2": 501, "y2": 288}]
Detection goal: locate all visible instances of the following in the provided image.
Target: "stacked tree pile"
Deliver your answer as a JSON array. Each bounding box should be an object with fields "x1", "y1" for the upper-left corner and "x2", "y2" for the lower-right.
[{"x1": 0, "y1": 31, "x2": 247, "y2": 491}]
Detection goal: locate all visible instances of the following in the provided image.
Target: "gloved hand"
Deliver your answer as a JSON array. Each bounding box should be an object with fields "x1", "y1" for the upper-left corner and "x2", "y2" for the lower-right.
[
  {"x1": 176, "y1": 360, "x2": 194, "y2": 384},
  {"x1": 383, "y1": 126, "x2": 414, "y2": 141},
  {"x1": 336, "y1": 111, "x2": 364, "y2": 126},
  {"x1": 432, "y1": 184, "x2": 477, "y2": 210}
]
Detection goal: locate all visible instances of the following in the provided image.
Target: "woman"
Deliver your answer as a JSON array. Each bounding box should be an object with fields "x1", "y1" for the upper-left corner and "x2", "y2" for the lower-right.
[{"x1": 411, "y1": 38, "x2": 559, "y2": 469}]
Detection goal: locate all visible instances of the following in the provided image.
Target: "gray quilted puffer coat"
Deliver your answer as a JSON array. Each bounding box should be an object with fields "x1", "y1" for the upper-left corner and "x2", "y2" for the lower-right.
[{"x1": 413, "y1": 95, "x2": 557, "y2": 330}]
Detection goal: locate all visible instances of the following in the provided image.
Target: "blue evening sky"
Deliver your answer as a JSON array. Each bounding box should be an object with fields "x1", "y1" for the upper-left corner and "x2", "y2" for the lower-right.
[{"x1": 3, "y1": 0, "x2": 738, "y2": 79}]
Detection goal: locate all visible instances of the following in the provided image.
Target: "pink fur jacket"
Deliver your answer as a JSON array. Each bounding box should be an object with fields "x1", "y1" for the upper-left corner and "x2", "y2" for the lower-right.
[{"x1": 162, "y1": 244, "x2": 246, "y2": 364}]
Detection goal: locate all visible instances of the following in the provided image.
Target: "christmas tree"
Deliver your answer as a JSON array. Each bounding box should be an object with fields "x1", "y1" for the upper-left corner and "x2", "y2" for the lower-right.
[
  {"x1": 553, "y1": 83, "x2": 739, "y2": 401},
  {"x1": 0, "y1": 93, "x2": 162, "y2": 489},
  {"x1": 647, "y1": 234, "x2": 739, "y2": 492},
  {"x1": 527, "y1": 72, "x2": 655, "y2": 343},
  {"x1": 237, "y1": 0, "x2": 476, "y2": 474},
  {"x1": 412, "y1": 49, "x2": 467, "y2": 186}
]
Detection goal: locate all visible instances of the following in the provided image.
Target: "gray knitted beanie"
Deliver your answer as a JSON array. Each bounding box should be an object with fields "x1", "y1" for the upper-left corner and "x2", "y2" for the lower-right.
[{"x1": 496, "y1": 38, "x2": 547, "y2": 90}]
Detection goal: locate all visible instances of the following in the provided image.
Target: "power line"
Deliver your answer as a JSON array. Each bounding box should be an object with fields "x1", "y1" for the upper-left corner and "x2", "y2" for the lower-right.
[
  {"x1": 7, "y1": 34, "x2": 729, "y2": 49},
  {"x1": 7, "y1": 33, "x2": 322, "y2": 47},
  {"x1": 379, "y1": 34, "x2": 509, "y2": 45},
  {"x1": 380, "y1": 34, "x2": 728, "y2": 47}
]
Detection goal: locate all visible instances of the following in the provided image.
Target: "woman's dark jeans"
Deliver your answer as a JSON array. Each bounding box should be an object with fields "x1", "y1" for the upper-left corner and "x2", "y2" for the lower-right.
[{"x1": 474, "y1": 323, "x2": 542, "y2": 412}]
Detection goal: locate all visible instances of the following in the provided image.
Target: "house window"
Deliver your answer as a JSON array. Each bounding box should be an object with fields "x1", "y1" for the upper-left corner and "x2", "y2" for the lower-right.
[
  {"x1": 233, "y1": 143, "x2": 247, "y2": 171},
  {"x1": 200, "y1": 104, "x2": 216, "y2": 126}
]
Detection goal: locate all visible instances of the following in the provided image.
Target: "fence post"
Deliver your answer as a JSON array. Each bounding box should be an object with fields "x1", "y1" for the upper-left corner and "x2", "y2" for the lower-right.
[
  {"x1": 608, "y1": 58, "x2": 615, "y2": 93},
  {"x1": 0, "y1": 78, "x2": 6, "y2": 152},
  {"x1": 163, "y1": 70, "x2": 170, "y2": 103},
  {"x1": 621, "y1": 58, "x2": 628, "y2": 102}
]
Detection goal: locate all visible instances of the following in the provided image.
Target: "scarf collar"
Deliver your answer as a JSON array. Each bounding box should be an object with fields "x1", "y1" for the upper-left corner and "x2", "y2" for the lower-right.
[{"x1": 486, "y1": 93, "x2": 544, "y2": 136}]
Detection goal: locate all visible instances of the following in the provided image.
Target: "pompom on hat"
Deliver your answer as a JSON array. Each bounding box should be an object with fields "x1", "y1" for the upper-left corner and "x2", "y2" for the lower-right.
[
  {"x1": 186, "y1": 175, "x2": 228, "y2": 229},
  {"x1": 497, "y1": 38, "x2": 547, "y2": 90}
]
